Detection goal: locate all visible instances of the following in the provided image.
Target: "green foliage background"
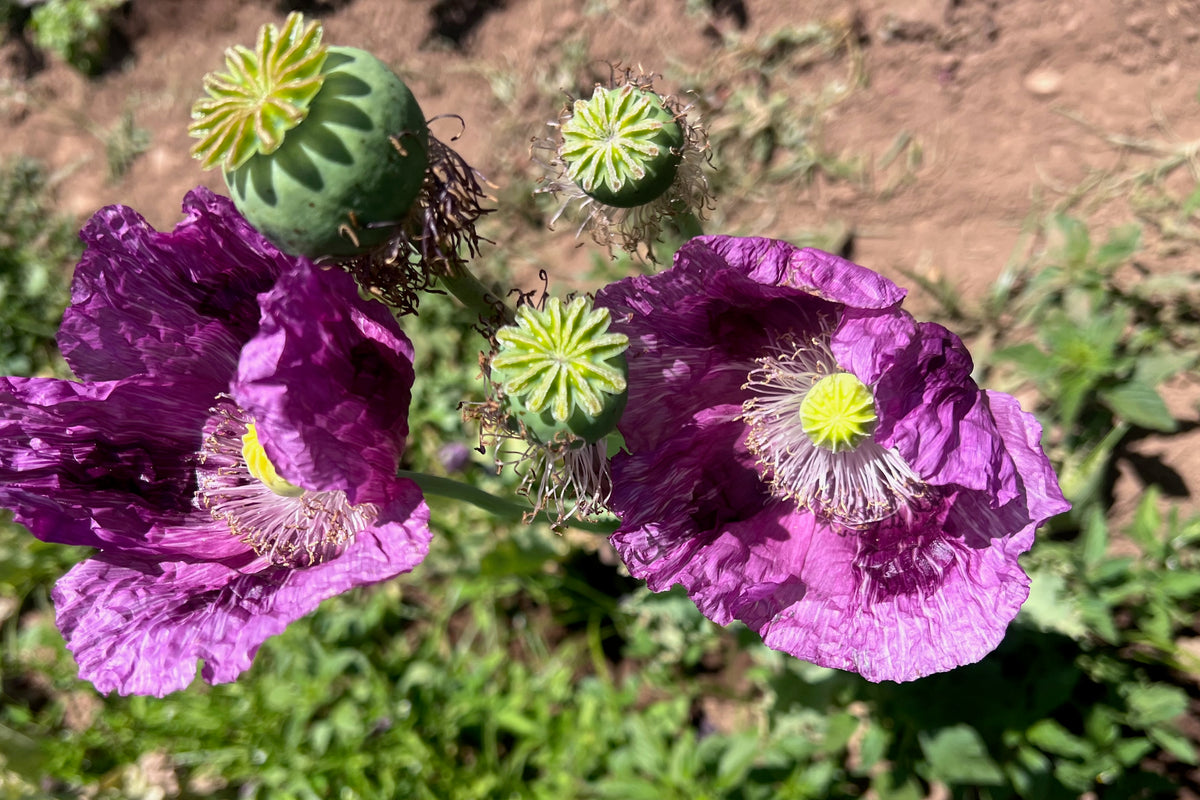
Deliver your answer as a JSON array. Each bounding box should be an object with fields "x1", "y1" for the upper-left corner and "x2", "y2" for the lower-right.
[{"x1": 2, "y1": 12, "x2": 1200, "y2": 800}]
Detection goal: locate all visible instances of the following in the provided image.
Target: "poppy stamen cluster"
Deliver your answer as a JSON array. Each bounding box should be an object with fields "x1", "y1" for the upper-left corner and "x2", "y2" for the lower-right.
[
  {"x1": 200, "y1": 404, "x2": 376, "y2": 569},
  {"x1": 741, "y1": 334, "x2": 923, "y2": 528}
]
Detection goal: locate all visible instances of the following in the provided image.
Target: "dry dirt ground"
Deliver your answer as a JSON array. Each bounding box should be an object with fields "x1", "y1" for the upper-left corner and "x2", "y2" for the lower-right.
[{"x1": 2, "y1": 0, "x2": 1199, "y2": 512}]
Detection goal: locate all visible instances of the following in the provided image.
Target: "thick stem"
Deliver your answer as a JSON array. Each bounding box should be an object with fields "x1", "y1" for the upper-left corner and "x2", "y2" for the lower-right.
[
  {"x1": 398, "y1": 470, "x2": 619, "y2": 534},
  {"x1": 437, "y1": 258, "x2": 516, "y2": 327},
  {"x1": 670, "y1": 210, "x2": 705, "y2": 241}
]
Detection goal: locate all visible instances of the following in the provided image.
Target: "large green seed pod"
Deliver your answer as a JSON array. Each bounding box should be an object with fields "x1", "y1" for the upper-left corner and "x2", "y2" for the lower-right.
[
  {"x1": 559, "y1": 85, "x2": 685, "y2": 209},
  {"x1": 189, "y1": 14, "x2": 429, "y2": 259},
  {"x1": 225, "y1": 47, "x2": 429, "y2": 258}
]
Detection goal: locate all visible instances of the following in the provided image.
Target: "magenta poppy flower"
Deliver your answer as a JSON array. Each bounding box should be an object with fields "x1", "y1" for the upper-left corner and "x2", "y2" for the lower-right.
[
  {"x1": 596, "y1": 235, "x2": 1069, "y2": 682},
  {"x1": 0, "y1": 188, "x2": 430, "y2": 696}
]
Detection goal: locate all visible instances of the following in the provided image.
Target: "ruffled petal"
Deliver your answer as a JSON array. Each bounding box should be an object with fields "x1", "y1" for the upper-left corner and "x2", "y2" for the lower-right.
[
  {"x1": 696, "y1": 236, "x2": 907, "y2": 309},
  {"x1": 610, "y1": 406, "x2": 768, "y2": 596},
  {"x1": 233, "y1": 263, "x2": 416, "y2": 505},
  {"x1": 0, "y1": 376, "x2": 250, "y2": 561},
  {"x1": 1, "y1": 187, "x2": 434, "y2": 696},
  {"x1": 836, "y1": 314, "x2": 1021, "y2": 504},
  {"x1": 616, "y1": 344, "x2": 747, "y2": 452},
  {"x1": 60, "y1": 187, "x2": 294, "y2": 386},
  {"x1": 983, "y1": 390, "x2": 1072, "y2": 521},
  {"x1": 598, "y1": 238, "x2": 834, "y2": 357},
  {"x1": 53, "y1": 479, "x2": 430, "y2": 696},
  {"x1": 758, "y1": 493, "x2": 1036, "y2": 682}
]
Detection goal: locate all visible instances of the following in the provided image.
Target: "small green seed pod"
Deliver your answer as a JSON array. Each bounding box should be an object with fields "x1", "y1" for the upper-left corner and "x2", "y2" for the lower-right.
[
  {"x1": 560, "y1": 85, "x2": 685, "y2": 209},
  {"x1": 491, "y1": 297, "x2": 629, "y2": 444},
  {"x1": 533, "y1": 72, "x2": 713, "y2": 259},
  {"x1": 190, "y1": 14, "x2": 430, "y2": 259},
  {"x1": 500, "y1": 352, "x2": 629, "y2": 445}
]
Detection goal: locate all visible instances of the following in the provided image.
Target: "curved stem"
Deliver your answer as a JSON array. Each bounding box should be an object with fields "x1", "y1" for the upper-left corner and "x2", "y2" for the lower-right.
[
  {"x1": 398, "y1": 470, "x2": 619, "y2": 534},
  {"x1": 437, "y1": 258, "x2": 516, "y2": 327},
  {"x1": 670, "y1": 210, "x2": 705, "y2": 241}
]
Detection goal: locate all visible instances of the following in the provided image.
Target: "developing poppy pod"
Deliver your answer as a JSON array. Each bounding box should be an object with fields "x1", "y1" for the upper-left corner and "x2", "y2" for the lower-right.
[
  {"x1": 190, "y1": 14, "x2": 429, "y2": 258},
  {"x1": 491, "y1": 297, "x2": 629, "y2": 445},
  {"x1": 559, "y1": 85, "x2": 685, "y2": 208}
]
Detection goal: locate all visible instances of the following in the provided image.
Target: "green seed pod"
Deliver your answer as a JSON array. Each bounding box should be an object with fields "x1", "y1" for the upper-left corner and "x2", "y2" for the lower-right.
[
  {"x1": 491, "y1": 297, "x2": 629, "y2": 444},
  {"x1": 500, "y1": 352, "x2": 629, "y2": 445},
  {"x1": 190, "y1": 14, "x2": 430, "y2": 259},
  {"x1": 559, "y1": 85, "x2": 685, "y2": 209}
]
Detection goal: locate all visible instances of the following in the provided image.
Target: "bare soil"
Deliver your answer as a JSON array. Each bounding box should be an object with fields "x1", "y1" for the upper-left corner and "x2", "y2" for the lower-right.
[{"x1": 2, "y1": 0, "x2": 1198, "y2": 512}]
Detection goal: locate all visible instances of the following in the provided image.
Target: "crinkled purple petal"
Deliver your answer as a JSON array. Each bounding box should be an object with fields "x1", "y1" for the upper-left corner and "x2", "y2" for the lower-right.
[
  {"x1": 0, "y1": 376, "x2": 250, "y2": 562},
  {"x1": 614, "y1": 344, "x2": 747, "y2": 452},
  {"x1": 610, "y1": 405, "x2": 765, "y2": 591},
  {"x1": 599, "y1": 239, "x2": 831, "y2": 354},
  {"x1": 60, "y1": 187, "x2": 296, "y2": 386},
  {"x1": 233, "y1": 263, "x2": 415, "y2": 505},
  {"x1": 695, "y1": 236, "x2": 907, "y2": 309},
  {"x1": 0, "y1": 186, "x2": 433, "y2": 695},
  {"x1": 53, "y1": 478, "x2": 430, "y2": 697},
  {"x1": 609, "y1": 407, "x2": 1035, "y2": 681},
  {"x1": 599, "y1": 245, "x2": 842, "y2": 452},
  {"x1": 835, "y1": 313, "x2": 1020, "y2": 504},
  {"x1": 982, "y1": 390, "x2": 1071, "y2": 521},
  {"x1": 617, "y1": 432, "x2": 1053, "y2": 681},
  {"x1": 755, "y1": 492, "x2": 1037, "y2": 682},
  {"x1": 597, "y1": 239, "x2": 906, "y2": 455}
]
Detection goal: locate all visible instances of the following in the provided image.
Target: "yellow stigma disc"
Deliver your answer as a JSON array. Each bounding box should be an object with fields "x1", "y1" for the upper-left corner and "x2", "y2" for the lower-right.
[{"x1": 798, "y1": 372, "x2": 877, "y2": 452}]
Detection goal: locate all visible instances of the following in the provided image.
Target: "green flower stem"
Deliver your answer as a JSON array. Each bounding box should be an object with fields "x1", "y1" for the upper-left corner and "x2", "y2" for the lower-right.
[
  {"x1": 670, "y1": 210, "x2": 705, "y2": 240},
  {"x1": 437, "y1": 258, "x2": 516, "y2": 326},
  {"x1": 397, "y1": 470, "x2": 619, "y2": 533}
]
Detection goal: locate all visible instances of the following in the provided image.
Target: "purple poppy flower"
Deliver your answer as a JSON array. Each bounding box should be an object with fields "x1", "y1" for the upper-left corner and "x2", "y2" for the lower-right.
[
  {"x1": 0, "y1": 187, "x2": 430, "y2": 696},
  {"x1": 596, "y1": 235, "x2": 1069, "y2": 682}
]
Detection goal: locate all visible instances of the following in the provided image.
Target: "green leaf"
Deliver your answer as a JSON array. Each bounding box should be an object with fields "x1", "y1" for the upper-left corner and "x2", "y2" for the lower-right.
[
  {"x1": 1148, "y1": 727, "x2": 1198, "y2": 765},
  {"x1": 0, "y1": 723, "x2": 44, "y2": 783},
  {"x1": 993, "y1": 343, "x2": 1055, "y2": 379},
  {"x1": 1127, "y1": 486, "x2": 1164, "y2": 554},
  {"x1": 1054, "y1": 213, "x2": 1092, "y2": 270},
  {"x1": 1084, "y1": 706, "x2": 1119, "y2": 748},
  {"x1": 1018, "y1": 570, "x2": 1088, "y2": 639},
  {"x1": 1080, "y1": 508, "x2": 1110, "y2": 572},
  {"x1": 1157, "y1": 570, "x2": 1200, "y2": 599},
  {"x1": 493, "y1": 709, "x2": 540, "y2": 738},
  {"x1": 1027, "y1": 719, "x2": 1093, "y2": 759},
  {"x1": 1054, "y1": 760, "x2": 1101, "y2": 792},
  {"x1": 821, "y1": 711, "x2": 859, "y2": 753},
  {"x1": 1076, "y1": 595, "x2": 1120, "y2": 644},
  {"x1": 714, "y1": 733, "x2": 760, "y2": 789},
  {"x1": 856, "y1": 722, "x2": 889, "y2": 773},
  {"x1": 1182, "y1": 182, "x2": 1200, "y2": 216},
  {"x1": 919, "y1": 725, "x2": 1005, "y2": 786},
  {"x1": 1056, "y1": 425, "x2": 1126, "y2": 513},
  {"x1": 1113, "y1": 737, "x2": 1155, "y2": 766},
  {"x1": 1134, "y1": 351, "x2": 1195, "y2": 386},
  {"x1": 594, "y1": 779, "x2": 669, "y2": 800},
  {"x1": 1098, "y1": 382, "x2": 1177, "y2": 432},
  {"x1": 870, "y1": 774, "x2": 925, "y2": 800},
  {"x1": 1123, "y1": 683, "x2": 1188, "y2": 727}
]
